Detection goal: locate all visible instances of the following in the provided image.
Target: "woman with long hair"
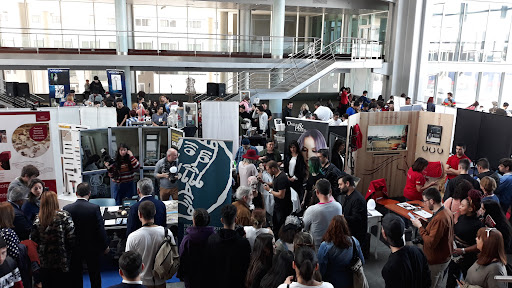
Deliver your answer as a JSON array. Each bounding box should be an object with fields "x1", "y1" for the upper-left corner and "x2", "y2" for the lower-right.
[
  {"x1": 426, "y1": 97, "x2": 436, "y2": 112},
  {"x1": 259, "y1": 250, "x2": 295, "y2": 288},
  {"x1": 317, "y1": 215, "x2": 363, "y2": 288},
  {"x1": 284, "y1": 141, "x2": 307, "y2": 201},
  {"x1": 403, "y1": 157, "x2": 436, "y2": 201},
  {"x1": 447, "y1": 190, "x2": 484, "y2": 288},
  {"x1": 30, "y1": 191, "x2": 75, "y2": 287},
  {"x1": 244, "y1": 209, "x2": 273, "y2": 249},
  {"x1": 278, "y1": 246, "x2": 333, "y2": 288},
  {"x1": 458, "y1": 227, "x2": 507, "y2": 288},
  {"x1": 303, "y1": 157, "x2": 325, "y2": 209},
  {"x1": 21, "y1": 178, "x2": 45, "y2": 223},
  {"x1": 246, "y1": 233, "x2": 275, "y2": 288},
  {"x1": 275, "y1": 216, "x2": 302, "y2": 254},
  {"x1": 481, "y1": 199, "x2": 512, "y2": 253},
  {"x1": 298, "y1": 104, "x2": 312, "y2": 119},
  {"x1": 0, "y1": 203, "x2": 20, "y2": 259},
  {"x1": 445, "y1": 180, "x2": 473, "y2": 224},
  {"x1": 330, "y1": 139, "x2": 345, "y2": 171},
  {"x1": 298, "y1": 130, "x2": 327, "y2": 163},
  {"x1": 105, "y1": 143, "x2": 140, "y2": 205}
]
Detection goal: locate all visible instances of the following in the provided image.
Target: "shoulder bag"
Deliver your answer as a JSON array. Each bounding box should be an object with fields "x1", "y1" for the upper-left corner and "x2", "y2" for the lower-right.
[{"x1": 349, "y1": 237, "x2": 369, "y2": 288}]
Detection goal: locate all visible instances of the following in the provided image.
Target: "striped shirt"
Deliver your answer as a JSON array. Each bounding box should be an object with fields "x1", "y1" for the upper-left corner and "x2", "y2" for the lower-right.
[{"x1": 108, "y1": 156, "x2": 140, "y2": 183}]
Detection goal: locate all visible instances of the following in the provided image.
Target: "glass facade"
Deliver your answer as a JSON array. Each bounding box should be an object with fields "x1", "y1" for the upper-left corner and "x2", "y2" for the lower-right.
[{"x1": 423, "y1": 1, "x2": 512, "y2": 111}]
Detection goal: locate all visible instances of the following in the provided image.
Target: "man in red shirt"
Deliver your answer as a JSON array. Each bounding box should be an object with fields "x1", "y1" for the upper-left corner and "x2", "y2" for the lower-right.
[
  {"x1": 445, "y1": 144, "x2": 470, "y2": 182},
  {"x1": 338, "y1": 87, "x2": 349, "y2": 115}
]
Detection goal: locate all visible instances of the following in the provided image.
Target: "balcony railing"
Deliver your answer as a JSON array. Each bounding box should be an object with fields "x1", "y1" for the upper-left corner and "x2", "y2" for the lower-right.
[{"x1": 0, "y1": 27, "x2": 319, "y2": 57}]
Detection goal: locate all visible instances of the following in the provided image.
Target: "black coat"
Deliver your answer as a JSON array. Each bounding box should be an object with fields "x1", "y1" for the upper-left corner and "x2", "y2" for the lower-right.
[
  {"x1": 89, "y1": 81, "x2": 105, "y2": 95},
  {"x1": 10, "y1": 201, "x2": 31, "y2": 241},
  {"x1": 341, "y1": 190, "x2": 368, "y2": 243},
  {"x1": 207, "y1": 229, "x2": 251, "y2": 288},
  {"x1": 63, "y1": 199, "x2": 108, "y2": 254},
  {"x1": 126, "y1": 196, "x2": 167, "y2": 236}
]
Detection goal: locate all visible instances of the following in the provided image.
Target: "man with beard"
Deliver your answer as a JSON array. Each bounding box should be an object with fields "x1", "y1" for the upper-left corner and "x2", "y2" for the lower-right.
[
  {"x1": 338, "y1": 174, "x2": 367, "y2": 252},
  {"x1": 233, "y1": 186, "x2": 253, "y2": 226},
  {"x1": 411, "y1": 187, "x2": 453, "y2": 288},
  {"x1": 154, "y1": 148, "x2": 179, "y2": 201},
  {"x1": 263, "y1": 160, "x2": 292, "y2": 235}
]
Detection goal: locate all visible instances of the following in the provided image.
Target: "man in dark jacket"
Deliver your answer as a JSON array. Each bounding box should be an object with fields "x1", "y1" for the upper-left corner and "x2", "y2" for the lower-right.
[
  {"x1": 381, "y1": 213, "x2": 431, "y2": 288},
  {"x1": 89, "y1": 76, "x2": 105, "y2": 95},
  {"x1": 64, "y1": 183, "x2": 109, "y2": 288},
  {"x1": 107, "y1": 251, "x2": 145, "y2": 288},
  {"x1": 178, "y1": 208, "x2": 215, "y2": 288},
  {"x1": 475, "y1": 158, "x2": 500, "y2": 190},
  {"x1": 319, "y1": 149, "x2": 346, "y2": 200},
  {"x1": 126, "y1": 178, "x2": 166, "y2": 236},
  {"x1": 207, "y1": 204, "x2": 251, "y2": 288},
  {"x1": 444, "y1": 159, "x2": 480, "y2": 201},
  {"x1": 339, "y1": 175, "x2": 367, "y2": 252},
  {"x1": 8, "y1": 187, "x2": 31, "y2": 240}
]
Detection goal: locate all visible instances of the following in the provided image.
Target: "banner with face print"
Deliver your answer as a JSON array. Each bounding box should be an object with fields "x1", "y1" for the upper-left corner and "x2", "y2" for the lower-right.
[
  {"x1": 177, "y1": 138, "x2": 233, "y2": 241},
  {"x1": 285, "y1": 117, "x2": 329, "y2": 164}
]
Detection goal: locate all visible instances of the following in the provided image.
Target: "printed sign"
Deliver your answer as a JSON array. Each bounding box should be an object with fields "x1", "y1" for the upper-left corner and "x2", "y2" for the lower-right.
[
  {"x1": 177, "y1": 138, "x2": 233, "y2": 241},
  {"x1": 426, "y1": 124, "x2": 443, "y2": 145},
  {"x1": 285, "y1": 117, "x2": 329, "y2": 163},
  {"x1": 48, "y1": 68, "x2": 70, "y2": 99},
  {"x1": 106, "y1": 69, "x2": 127, "y2": 105},
  {"x1": 0, "y1": 112, "x2": 57, "y2": 201},
  {"x1": 170, "y1": 128, "x2": 184, "y2": 149}
]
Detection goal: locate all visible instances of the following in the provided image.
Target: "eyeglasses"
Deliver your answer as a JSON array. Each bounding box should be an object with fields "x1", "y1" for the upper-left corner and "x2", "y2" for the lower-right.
[{"x1": 485, "y1": 227, "x2": 496, "y2": 238}]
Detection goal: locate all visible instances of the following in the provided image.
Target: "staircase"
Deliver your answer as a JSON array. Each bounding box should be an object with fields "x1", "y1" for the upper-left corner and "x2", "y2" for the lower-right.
[
  {"x1": 0, "y1": 81, "x2": 44, "y2": 108},
  {"x1": 195, "y1": 37, "x2": 383, "y2": 101}
]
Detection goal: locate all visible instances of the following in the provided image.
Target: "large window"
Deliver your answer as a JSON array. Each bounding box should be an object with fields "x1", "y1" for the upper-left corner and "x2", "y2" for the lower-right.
[
  {"x1": 454, "y1": 72, "x2": 478, "y2": 108},
  {"x1": 479, "y1": 72, "x2": 501, "y2": 110},
  {"x1": 501, "y1": 73, "x2": 512, "y2": 106}
]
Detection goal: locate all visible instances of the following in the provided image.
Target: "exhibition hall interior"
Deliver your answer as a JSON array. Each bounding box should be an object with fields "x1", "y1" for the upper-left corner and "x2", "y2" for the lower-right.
[{"x1": 1, "y1": 0, "x2": 512, "y2": 287}]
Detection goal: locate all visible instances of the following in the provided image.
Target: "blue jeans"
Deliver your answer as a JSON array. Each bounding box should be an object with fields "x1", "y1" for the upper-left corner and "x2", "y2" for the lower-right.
[{"x1": 110, "y1": 180, "x2": 136, "y2": 205}]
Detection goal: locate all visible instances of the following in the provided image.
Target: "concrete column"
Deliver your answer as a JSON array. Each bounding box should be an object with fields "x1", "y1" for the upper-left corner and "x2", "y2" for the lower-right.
[
  {"x1": 239, "y1": 8, "x2": 251, "y2": 52},
  {"x1": 115, "y1": 0, "x2": 128, "y2": 55},
  {"x1": 126, "y1": 3, "x2": 135, "y2": 50},
  {"x1": 271, "y1": 0, "x2": 285, "y2": 59}
]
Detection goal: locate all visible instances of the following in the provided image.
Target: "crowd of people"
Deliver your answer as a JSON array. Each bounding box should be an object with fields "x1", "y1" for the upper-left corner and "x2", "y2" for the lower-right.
[{"x1": 2, "y1": 87, "x2": 512, "y2": 288}]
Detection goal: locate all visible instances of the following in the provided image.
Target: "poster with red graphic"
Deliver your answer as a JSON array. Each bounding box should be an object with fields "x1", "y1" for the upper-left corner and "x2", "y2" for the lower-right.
[{"x1": 0, "y1": 111, "x2": 57, "y2": 202}]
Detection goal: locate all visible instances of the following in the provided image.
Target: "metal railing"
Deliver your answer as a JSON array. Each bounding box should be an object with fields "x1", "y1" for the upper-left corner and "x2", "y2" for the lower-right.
[
  {"x1": 196, "y1": 37, "x2": 384, "y2": 101},
  {"x1": 0, "y1": 27, "x2": 319, "y2": 57}
]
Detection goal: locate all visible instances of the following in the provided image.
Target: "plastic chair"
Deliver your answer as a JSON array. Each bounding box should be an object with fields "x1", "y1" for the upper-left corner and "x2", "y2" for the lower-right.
[{"x1": 89, "y1": 198, "x2": 117, "y2": 207}]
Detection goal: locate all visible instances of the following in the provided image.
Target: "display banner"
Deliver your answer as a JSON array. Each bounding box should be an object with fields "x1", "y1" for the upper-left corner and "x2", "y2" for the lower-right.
[
  {"x1": 48, "y1": 68, "x2": 70, "y2": 99},
  {"x1": 285, "y1": 117, "x2": 329, "y2": 163},
  {"x1": 177, "y1": 138, "x2": 233, "y2": 242},
  {"x1": 106, "y1": 69, "x2": 127, "y2": 105},
  {"x1": 170, "y1": 128, "x2": 184, "y2": 149},
  {"x1": 0, "y1": 111, "x2": 57, "y2": 201}
]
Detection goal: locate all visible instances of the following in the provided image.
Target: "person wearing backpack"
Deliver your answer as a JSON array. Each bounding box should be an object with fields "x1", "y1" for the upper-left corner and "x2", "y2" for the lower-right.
[{"x1": 126, "y1": 201, "x2": 176, "y2": 288}]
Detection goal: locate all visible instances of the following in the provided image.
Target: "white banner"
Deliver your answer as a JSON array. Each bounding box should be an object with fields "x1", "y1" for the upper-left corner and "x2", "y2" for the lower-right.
[{"x1": 201, "y1": 101, "x2": 240, "y2": 155}]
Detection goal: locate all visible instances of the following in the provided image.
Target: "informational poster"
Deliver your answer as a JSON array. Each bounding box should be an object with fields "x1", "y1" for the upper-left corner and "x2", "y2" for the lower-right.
[
  {"x1": 48, "y1": 68, "x2": 70, "y2": 99},
  {"x1": 170, "y1": 128, "x2": 184, "y2": 149},
  {"x1": 0, "y1": 111, "x2": 57, "y2": 201},
  {"x1": 367, "y1": 125, "x2": 408, "y2": 152},
  {"x1": 426, "y1": 124, "x2": 442, "y2": 145},
  {"x1": 177, "y1": 138, "x2": 233, "y2": 241},
  {"x1": 106, "y1": 69, "x2": 127, "y2": 105},
  {"x1": 285, "y1": 117, "x2": 329, "y2": 163}
]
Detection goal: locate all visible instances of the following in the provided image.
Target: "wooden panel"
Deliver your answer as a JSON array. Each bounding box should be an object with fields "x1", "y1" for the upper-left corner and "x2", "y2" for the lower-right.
[
  {"x1": 415, "y1": 111, "x2": 454, "y2": 163},
  {"x1": 353, "y1": 111, "x2": 419, "y2": 198}
]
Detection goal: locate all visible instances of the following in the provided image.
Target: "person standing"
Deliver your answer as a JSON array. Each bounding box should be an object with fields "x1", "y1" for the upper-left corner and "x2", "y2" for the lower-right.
[
  {"x1": 282, "y1": 102, "x2": 293, "y2": 120},
  {"x1": 313, "y1": 102, "x2": 333, "y2": 121},
  {"x1": 106, "y1": 143, "x2": 140, "y2": 205},
  {"x1": 126, "y1": 201, "x2": 175, "y2": 288},
  {"x1": 22, "y1": 179, "x2": 44, "y2": 223},
  {"x1": 253, "y1": 106, "x2": 269, "y2": 135},
  {"x1": 279, "y1": 246, "x2": 334, "y2": 288},
  {"x1": 177, "y1": 208, "x2": 215, "y2": 288},
  {"x1": 116, "y1": 98, "x2": 131, "y2": 127},
  {"x1": 233, "y1": 186, "x2": 253, "y2": 227},
  {"x1": 283, "y1": 141, "x2": 306, "y2": 201},
  {"x1": 126, "y1": 178, "x2": 166, "y2": 237},
  {"x1": 64, "y1": 183, "x2": 109, "y2": 288},
  {"x1": 8, "y1": 187, "x2": 32, "y2": 241},
  {"x1": 403, "y1": 157, "x2": 437, "y2": 201},
  {"x1": 7, "y1": 164, "x2": 40, "y2": 199},
  {"x1": 238, "y1": 149, "x2": 259, "y2": 188},
  {"x1": 263, "y1": 161, "x2": 292, "y2": 236},
  {"x1": 30, "y1": 191, "x2": 76, "y2": 287},
  {"x1": 107, "y1": 251, "x2": 145, "y2": 288},
  {"x1": 63, "y1": 90, "x2": 77, "y2": 106},
  {"x1": 303, "y1": 179, "x2": 342, "y2": 250},
  {"x1": 338, "y1": 175, "x2": 367, "y2": 255},
  {"x1": 496, "y1": 158, "x2": 512, "y2": 212},
  {"x1": 381, "y1": 214, "x2": 431, "y2": 288},
  {"x1": 207, "y1": 204, "x2": 251, "y2": 288},
  {"x1": 475, "y1": 158, "x2": 501, "y2": 189},
  {"x1": 411, "y1": 187, "x2": 454, "y2": 288},
  {"x1": 84, "y1": 79, "x2": 90, "y2": 100},
  {"x1": 259, "y1": 140, "x2": 282, "y2": 164},
  {"x1": 338, "y1": 87, "x2": 349, "y2": 115},
  {"x1": 444, "y1": 143, "x2": 470, "y2": 186},
  {"x1": 0, "y1": 237, "x2": 24, "y2": 288},
  {"x1": 444, "y1": 158, "x2": 480, "y2": 201},
  {"x1": 234, "y1": 138, "x2": 257, "y2": 169},
  {"x1": 318, "y1": 149, "x2": 345, "y2": 201},
  {"x1": 89, "y1": 76, "x2": 105, "y2": 96},
  {"x1": 154, "y1": 148, "x2": 179, "y2": 201},
  {"x1": 151, "y1": 105, "x2": 168, "y2": 126}
]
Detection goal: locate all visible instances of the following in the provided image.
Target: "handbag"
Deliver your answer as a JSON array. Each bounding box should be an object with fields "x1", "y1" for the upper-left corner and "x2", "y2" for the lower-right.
[{"x1": 348, "y1": 237, "x2": 369, "y2": 288}]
